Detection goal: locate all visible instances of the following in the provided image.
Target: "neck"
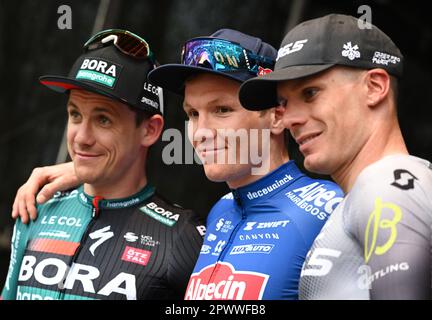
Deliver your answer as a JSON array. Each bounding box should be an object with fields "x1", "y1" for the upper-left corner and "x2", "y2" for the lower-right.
[
  {"x1": 333, "y1": 118, "x2": 408, "y2": 193},
  {"x1": 84, "y1": 154, "x2": 149, "y2": 199},
  {"x1": 227, "y1": 138, "x2": 289, "y2": 189}
]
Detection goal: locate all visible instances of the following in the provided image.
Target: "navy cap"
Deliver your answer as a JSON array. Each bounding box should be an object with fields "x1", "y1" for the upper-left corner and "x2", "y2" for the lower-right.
[
  {"x1": 147, "y1": 28, "x2": 277, "y2": 95},
  {"x1": 40, "y1": 40, "x2": 164, "y2": 115},
  {"x1": 239, "y1": 14, "x2": 404, "y2": 110}
]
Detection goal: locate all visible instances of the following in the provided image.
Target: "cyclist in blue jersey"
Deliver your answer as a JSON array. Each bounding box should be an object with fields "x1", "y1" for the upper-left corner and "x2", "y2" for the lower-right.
[{"x1": 12, "y1": 29, "x2": 343, "y2": 300}]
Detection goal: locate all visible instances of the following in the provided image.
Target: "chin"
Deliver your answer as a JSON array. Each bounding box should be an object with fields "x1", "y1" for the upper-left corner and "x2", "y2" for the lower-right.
[{"x1": 304, "y1": 155, "x2": 332, "y2": 175}]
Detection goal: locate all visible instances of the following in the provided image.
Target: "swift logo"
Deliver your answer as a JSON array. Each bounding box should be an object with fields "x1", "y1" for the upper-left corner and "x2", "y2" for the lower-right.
[
  {"x1": 89, "y1": 226, "x2": 114, "y2": 256},
  {"x1": 185, "y1": 262, "x2": 269, "y2": 300},
  {"x1": 276, "y1": 39, "x2": 308, "y2": 61},
  {"x1": 243, "y1": 222, "x2": 256, "y2": 231}
]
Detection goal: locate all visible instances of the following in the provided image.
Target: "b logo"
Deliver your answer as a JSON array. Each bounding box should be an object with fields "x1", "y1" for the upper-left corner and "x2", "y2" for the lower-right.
[{"x1": 364, "y1": 197, "x2": 402, "y2": 263}]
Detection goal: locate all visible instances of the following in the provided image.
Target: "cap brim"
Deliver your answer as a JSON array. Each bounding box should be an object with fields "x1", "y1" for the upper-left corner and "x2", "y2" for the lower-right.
[
  {"x1": 148, "y1": 64, "x2": 251, "y2": 96},
  {"x1": 239, "y1": 64, "x2": 335, "y2": 110},
  {"x1": 39, "y1": 75, "x2": 132, "y2": 107}
]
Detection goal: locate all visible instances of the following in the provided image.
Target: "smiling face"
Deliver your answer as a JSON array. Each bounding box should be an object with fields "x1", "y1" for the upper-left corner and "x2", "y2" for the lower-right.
[
  {"x1": 277, "y1": 66, "x2": 370, "y2": 176},
  {"x1": 67, "y1": 89, "x2": 148, "y2": 193},
  {"x1": 184, "y1": 73, "x2": 274, "y2": 188}
]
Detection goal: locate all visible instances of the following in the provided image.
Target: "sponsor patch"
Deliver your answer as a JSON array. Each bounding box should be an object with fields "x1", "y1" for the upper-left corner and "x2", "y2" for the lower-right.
[
  {"x1": 121, "y1": 246, "x2": 152, "y2": 266},
  {"x1": 185, "y1": 262, "x2": 269, "y2": 300},
  {"x1": 230, "y1": 244, "x2": 274, "y2": 255},
  {"x1": 28, "y1": 239, "x2": 79, "y2": 256},
  {"x1": 75, "y1": 58, "x2": 123, "y2": 88},
  {"x1": 140, "y1": 202, "x2": 179, "y2": 227}
]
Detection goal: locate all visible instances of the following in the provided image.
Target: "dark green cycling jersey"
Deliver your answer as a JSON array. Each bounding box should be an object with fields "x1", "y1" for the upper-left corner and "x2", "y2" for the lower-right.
[{"x1": 1, "y1": 184, "x2": 205, "y2": 300}]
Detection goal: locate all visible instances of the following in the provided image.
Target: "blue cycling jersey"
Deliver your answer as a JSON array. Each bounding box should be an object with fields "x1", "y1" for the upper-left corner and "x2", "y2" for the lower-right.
[{"x1": 184, "y1": 160, "x2": 344, "y2": 300}]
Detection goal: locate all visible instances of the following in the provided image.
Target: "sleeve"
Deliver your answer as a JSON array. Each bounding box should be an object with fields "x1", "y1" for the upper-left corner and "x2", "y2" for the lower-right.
[
  {"x1": 349, "y1": 177, "x2": 432, "y2": 299},
  {"x1": 167, "y1": 211, "x2": 205, "y2": 297},
  {"x1": 1, "y1": 220, "x2": 30, "y2": 300}
]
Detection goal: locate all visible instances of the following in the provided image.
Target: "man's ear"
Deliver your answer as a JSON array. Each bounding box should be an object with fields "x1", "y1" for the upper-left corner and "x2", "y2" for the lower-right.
[
  {"x1": 365, "y1": 68, "x2": 390, "y2": 107},
  {"x1": 269, "y1": 106, "x2": 286, "y2": 135},
  {"x1": 141, "y1": 114, "x2": 164, "y2": 147}
]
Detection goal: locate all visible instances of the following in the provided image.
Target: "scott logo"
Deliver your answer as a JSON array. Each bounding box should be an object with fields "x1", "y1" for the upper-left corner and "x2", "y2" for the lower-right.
[
  {"x1": 185, "y1": 262, "x2": 269, "y2": 300},
  {"x1": 276, "y1": 39, "x2": 308, "y2": 61}
]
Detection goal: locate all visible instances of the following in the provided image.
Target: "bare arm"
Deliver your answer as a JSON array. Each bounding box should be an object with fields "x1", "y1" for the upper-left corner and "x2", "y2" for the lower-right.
[{"x1": 11, "y1": 162, "x2": 79, "y2": 224}]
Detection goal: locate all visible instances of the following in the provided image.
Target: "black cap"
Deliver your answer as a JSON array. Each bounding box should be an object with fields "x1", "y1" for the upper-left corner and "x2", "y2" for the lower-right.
[
  {"x1": 239, "y1": 14, "x2": 404, "y2": 110},
  {"x1": 40, "y1": 43, "x2": 164, "y2": 115},
  {"x1": 147, "y1": 28, "x2": 277, "y2": 95}
]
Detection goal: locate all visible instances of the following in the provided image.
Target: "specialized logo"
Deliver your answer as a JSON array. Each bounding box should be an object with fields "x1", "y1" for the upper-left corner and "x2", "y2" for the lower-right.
[
  {"x1": 258, "y1": 66, "x2": 272, "y2": 76},
  {"x1": 276, "y1": 39, "x2": 308, "y2": 61},
  {"x1": 89, "y1": 226, "x2": 114, "y2": 256},
  {"x1": 140, "y1": 202, "x2": 179, "y2": 227},
  {"x1": 364, "y1": 197, "x2": 402, "y2": 263},
  {"x1": 391, "y1": 169, "x2": 418, "y2": 190},
  {"x1": 230, "y1": 244, "x2": 274, "y2": 255},
  {"x1": 285, "y1": 182, "x2": 343, "y2": 220},
  {"x1": 243, "y1": 220, "x2": 289, "y2": 231},
  {"x1": 121, "y1": 246, "x2": 152, "y2": 266},
  {"x1": 246, "y1": 174, "x2": 293, "y2": 200},
  {"x1": 372, "y1": 51, "x2": 401, "y2": 66},
  {"x1": 18, "y1": 255, "x2": 137, "y2": 299},
  {"x1": 342, "y1": 42, "x2": 360, "y2": 60},
  {"x1": 185, "y1": 262, "x2": 269, "y2": 300},
  {"x1": 76, "y1": 58, "x2": 122, "y2": 88}
]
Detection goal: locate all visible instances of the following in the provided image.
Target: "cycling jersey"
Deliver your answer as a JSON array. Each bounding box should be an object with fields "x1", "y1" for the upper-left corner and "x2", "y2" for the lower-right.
[
  {"x1": 299, "y1": 155, "x2": 432, "y2": 299},
  {"x1": 1, "y1": 184, "x2": 205, "y2": 300},
  {"x1": 184, "y1": 160, "x2": 343, "y2": 300}
]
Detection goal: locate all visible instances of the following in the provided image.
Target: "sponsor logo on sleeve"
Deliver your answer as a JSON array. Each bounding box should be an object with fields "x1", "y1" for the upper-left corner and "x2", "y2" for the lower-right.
[{"x1": 140, "y1": 202, "x2": 179, "y2": 227}]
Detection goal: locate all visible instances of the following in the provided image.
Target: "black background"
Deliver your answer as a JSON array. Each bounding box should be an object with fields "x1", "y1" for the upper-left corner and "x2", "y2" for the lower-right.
[{"x1": 1, "y1": 0, "x2": 431, "y2": 291}]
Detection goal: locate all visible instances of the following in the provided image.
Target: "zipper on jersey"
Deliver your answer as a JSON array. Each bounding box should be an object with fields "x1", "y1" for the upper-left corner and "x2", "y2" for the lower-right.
[{"x1": 58, "y1": 196, "x2": 104, "y2": 299}]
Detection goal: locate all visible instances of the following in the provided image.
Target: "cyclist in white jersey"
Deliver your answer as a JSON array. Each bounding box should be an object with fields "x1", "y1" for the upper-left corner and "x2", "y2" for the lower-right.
[{"x1": 239, "y1": 14, "x2": 432, "y2": 299}]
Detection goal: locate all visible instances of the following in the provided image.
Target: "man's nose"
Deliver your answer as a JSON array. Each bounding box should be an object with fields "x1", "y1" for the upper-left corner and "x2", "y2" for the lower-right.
[{"x1": 74, "y1": 121, "x2": 96, "y2": 146}]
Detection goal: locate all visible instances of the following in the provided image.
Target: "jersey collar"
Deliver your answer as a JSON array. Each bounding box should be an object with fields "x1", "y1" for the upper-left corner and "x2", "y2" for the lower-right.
[
  {"x1": 231, "y1": 160, "x2": 303, "y2": 207},
  {"x1": 77, "y1": 184, "x2": 155, "y2": 209}
]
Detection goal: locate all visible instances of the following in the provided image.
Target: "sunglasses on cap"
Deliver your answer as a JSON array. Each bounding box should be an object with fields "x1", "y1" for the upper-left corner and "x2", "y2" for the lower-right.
[
  {"x1": 84, "y1": 29, "x2": 156, "y2": 63},
  {"x1": 181, "y1": 37, "x2": 274, "y2": 75}
]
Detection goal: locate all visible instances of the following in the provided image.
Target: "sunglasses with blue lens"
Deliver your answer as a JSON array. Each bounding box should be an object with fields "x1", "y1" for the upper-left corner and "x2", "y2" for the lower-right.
[{"x1": 181, "y1": 37, "x2": 274, "y2": 75}]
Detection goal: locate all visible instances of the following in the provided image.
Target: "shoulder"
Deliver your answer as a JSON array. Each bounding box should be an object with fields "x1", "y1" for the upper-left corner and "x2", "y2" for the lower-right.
[
  {"x1": 346, "y1": 155, "x2": 432, "y2": 227},
  {"x1": 147, "y1": 191, "x2": 205, "y2": 228},
  {"x1": 37, "y1": 188, "x2": 82, "y2": 212},
  {"x1": 206, "y1": 192, "x2": 235, "y2": 225}
]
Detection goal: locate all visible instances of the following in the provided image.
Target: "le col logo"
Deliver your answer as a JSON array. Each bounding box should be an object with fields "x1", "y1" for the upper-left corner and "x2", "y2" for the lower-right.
[
  {"x1": 41, "y1": 215, "x2": 83, "y2": 227},
  {"x1": 276, "y1": 39, "x2": 308, "y2": 61}
]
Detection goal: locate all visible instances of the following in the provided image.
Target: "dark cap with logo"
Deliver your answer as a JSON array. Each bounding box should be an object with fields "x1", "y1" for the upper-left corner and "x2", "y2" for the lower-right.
[
  {"x1": 147, "y1": 28, "x2": 277, "y2": 95},
  {"x1": 40, "y1": 41, "x2": 164, "y2": 115},
  {"x1": 239, "y1": 14, "x2": 404, "y2": 111}
]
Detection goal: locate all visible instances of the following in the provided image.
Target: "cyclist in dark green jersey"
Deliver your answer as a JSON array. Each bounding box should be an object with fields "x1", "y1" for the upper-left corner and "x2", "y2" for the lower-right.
[{"x1": 1, "y1": 29, "x2": 204, "y2": 300}]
